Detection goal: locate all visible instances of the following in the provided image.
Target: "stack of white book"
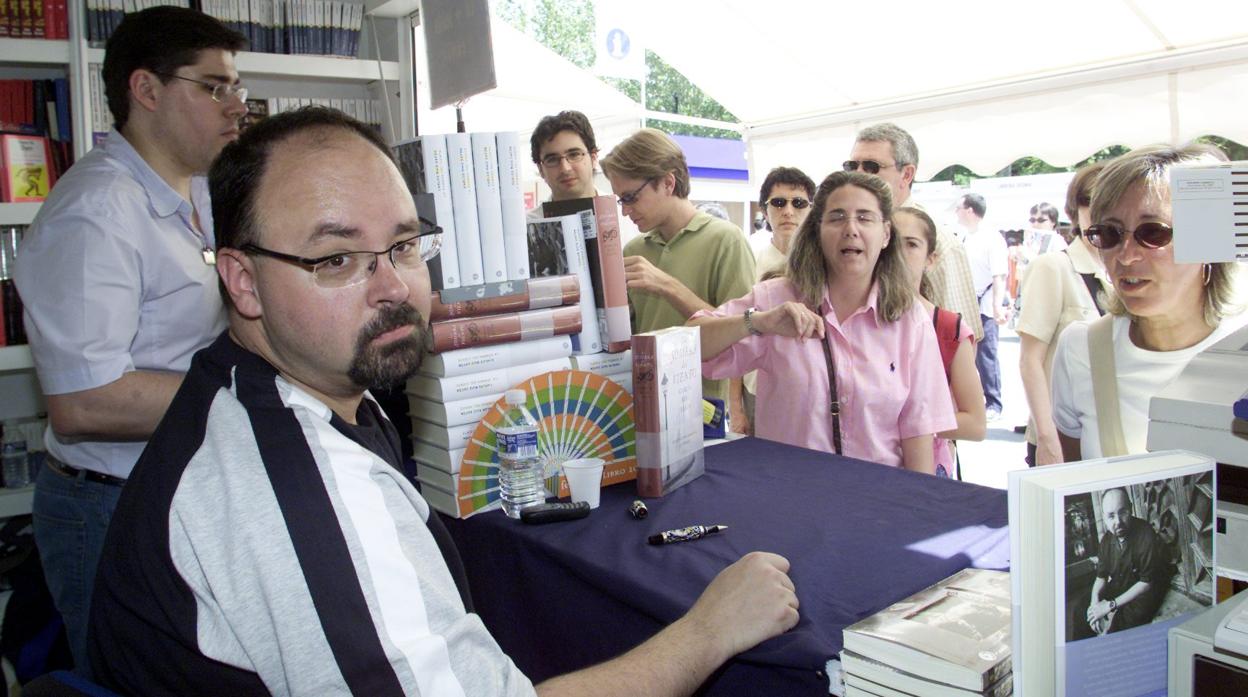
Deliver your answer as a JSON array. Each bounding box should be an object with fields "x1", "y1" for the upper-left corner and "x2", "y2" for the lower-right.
[
  {"x1": 840, "y1": 568, "x2": 1013, "y2": 697},
  {"x1": 407, "y1": 338, "x2": 633, "y2": 515}
]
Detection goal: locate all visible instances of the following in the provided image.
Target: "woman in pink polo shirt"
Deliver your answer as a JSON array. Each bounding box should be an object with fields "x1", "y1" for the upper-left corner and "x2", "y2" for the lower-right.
[{"x1": 688, "y1": 171, "x2": 955, "y2": 472}]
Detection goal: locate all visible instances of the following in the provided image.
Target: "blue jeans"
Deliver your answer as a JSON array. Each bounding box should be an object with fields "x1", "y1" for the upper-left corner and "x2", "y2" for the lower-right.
[
  {"x1": 32, "y1": 459, "x2": 124, "y2": 677},
  {"x1": 976, "y1": 313, "x2": 1003, "y2": 413}
]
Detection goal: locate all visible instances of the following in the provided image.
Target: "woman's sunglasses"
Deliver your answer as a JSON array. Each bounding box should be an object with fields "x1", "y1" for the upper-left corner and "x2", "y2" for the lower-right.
[
  {"x1": 767, "y1": 196, "x2": 810, "y2": 210},
  {"x1": 1084, "y1": 221, "x2": 1173, "y2": 250}
]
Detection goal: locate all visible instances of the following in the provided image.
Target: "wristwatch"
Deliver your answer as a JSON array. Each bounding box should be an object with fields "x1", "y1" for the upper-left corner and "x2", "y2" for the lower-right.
[
  {"x1": 1108, "y1": 598, "x2": 1118, "y2": 612},
  {"x1": 743, "y1": 307, "x2": 763, "y2": 336}
]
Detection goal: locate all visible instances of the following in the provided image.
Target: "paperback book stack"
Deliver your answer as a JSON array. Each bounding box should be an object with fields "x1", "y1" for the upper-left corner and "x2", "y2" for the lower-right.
[{"x1": 840, "y1": 568, "x2": 1013, "y2": 697}]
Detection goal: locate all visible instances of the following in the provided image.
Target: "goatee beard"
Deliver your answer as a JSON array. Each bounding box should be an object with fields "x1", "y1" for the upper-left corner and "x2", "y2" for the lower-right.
[{"x1": 347, "y1": 304, "x2": 430, "y2": 390}]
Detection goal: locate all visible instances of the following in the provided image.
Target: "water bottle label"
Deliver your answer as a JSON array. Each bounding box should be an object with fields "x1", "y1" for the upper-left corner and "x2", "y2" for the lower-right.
[
  {"x1": 2, "y1": 442, "x2": 24, "y2": 455},
  {"x1": 499, "y1": 430, "x2": 539, "y2": 459}
]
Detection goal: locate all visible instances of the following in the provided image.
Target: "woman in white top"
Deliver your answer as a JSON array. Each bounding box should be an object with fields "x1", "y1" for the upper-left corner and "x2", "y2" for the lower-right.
[{"x1": 1050, "y1": 144, "x2": 1246, "y2": 460}]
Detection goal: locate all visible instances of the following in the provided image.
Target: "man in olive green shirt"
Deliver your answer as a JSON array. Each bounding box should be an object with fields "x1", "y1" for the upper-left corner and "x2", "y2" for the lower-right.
[{"x1": 601, "y1": 128, "x2": 755, "y2": 402}]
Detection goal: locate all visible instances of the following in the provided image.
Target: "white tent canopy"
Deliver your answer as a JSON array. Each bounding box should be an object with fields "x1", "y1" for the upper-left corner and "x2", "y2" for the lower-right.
[{"x1": 639, "y1": 0, "x2": 1248, "y2": 180}]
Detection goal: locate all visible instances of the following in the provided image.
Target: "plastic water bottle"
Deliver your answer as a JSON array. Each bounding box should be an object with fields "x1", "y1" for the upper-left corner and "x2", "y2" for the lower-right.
[
  {"x1": 496, "y1": 389, "x2": 546, "y2": 518},
  {"x1": 2, "y1": 420, "x2": 30, "y2": 489}
]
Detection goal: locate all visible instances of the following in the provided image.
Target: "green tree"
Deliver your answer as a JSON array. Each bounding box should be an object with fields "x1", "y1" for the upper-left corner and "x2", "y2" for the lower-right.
[
  {"x1": 490, "y1": 0, "x2": 740, "y2": 139},
  {"x1": 1195, "y1": 135, "x2": 1248, "y2": 160}
]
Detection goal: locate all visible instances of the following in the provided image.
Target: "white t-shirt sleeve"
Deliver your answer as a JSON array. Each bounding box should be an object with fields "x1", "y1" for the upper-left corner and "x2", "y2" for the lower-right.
[{"x1": 1050, "y1": 320, "x2": 1090, "y2": 441}]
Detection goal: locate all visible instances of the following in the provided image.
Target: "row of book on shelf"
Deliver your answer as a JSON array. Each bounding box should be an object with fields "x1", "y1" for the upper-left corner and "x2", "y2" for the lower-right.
[
  {"x1": 834, "y1": 449, "x2": 1214, "y2": 697},
  {"x1": 86, "y1": 0, "x2": 366, "y2": 57},
  {"x1": 0, "y1": 226, "x2": 26, "y2": 346},
  {"x1": 0, "y1": 0, "x2": 69, "y2": 39},
  {"x1": 1, "y1": 76, "x2": 72, "y2": 201}
]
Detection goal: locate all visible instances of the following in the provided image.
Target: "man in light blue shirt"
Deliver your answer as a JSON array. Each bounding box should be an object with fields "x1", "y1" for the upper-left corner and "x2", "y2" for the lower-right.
[{"x1": 13, "y1": 6, "x2": 246, "y2": 672}]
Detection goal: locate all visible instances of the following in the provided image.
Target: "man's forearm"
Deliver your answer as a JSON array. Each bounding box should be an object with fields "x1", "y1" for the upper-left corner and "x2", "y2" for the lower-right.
[
  {"x1": 1111, "y1": 581, "x2": 1153, "y2": 609},
  {"x1": 46, "y1": 370, "x2": 185, "y2": 441},
  {"x1": 661, "y1": 279, "x2": 714, "y2": 320},
  {"x1": 991, "y1": 276, "x2": 1005, "y2": 311},
  {"x1": 537, "y1": 615, "x2": 725, "y2": 697}
]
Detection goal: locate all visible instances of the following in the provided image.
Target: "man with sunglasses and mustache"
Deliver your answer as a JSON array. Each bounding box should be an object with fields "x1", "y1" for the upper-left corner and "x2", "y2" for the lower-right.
[
  {"x1": 89, "y1": 108, "x2": 799, "y2": 696},
  {"x1": 12, "y1": 6, "x2": 246, "y2": 673},
  {"x1": 847, "y1": 123, "x2": 984, "y2": 346}
]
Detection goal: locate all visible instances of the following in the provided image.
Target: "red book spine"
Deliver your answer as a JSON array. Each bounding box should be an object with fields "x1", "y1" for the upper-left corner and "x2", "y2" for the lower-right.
[
  {"x1": 429, "y1": 305, "x2": 582, "y2": 353},
  {"x1": 429, "y1": 274, "x2": 579, "y2": 321},
  {"x1": 592, "y1": 195, "x2": 632, "y2": 352},
  {"x1": 631, "y1": 333, "x2": 661, "y2": 497}
]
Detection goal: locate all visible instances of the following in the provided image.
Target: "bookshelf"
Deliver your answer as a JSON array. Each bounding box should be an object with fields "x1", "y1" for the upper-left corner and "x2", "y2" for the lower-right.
[{"x1": 81, "y1": 47, "x2": 402, "y2": 82}]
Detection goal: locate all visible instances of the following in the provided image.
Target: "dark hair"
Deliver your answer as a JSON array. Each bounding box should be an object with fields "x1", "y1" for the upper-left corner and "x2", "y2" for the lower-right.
[
  {"x1": 786, "y1": 171, "x2": 914, "y2": 321},
  {"x1": 1064, "y1": 162, "x2": 1105, "y2": 235},
  {"x1": 960, "y1": 193, "x2": 987, "y2": 218},
  {"x1": 210, "y1": 107, "x2": 394, "y2": 307},
  {"x1": 103, "y1": 6, "x2": 246, "y2": 132},
  {"x1": 1029, "y1": 202, "x2": 1059, "y2": 226},
  {"x1": 758, "y1": 166, "x2": 816, "y2": 208},
  {"x1": 530, "y1": 110, "x2": 598, "y2": 164}
]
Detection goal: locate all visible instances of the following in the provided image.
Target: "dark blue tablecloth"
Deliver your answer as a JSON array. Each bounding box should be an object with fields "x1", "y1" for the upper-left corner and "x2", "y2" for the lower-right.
[{"x1": 442, "y1": 437, "x2": 1010, "y2": 696}]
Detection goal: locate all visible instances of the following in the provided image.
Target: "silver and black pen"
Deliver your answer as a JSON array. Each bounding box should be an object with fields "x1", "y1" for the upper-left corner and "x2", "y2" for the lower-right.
[{"x1": 647, "y1": 524, "x2": 728, "y2": 546}]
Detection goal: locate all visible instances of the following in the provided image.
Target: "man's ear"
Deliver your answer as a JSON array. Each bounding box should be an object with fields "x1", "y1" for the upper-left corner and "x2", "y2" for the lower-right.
[
  {"x1": 900, "y1": 163, "x2": 916, "y2": 192},
  {"x1": 128, "y1": 69, "x2": 163, "y2": 117},
  {"x1": 217, "y1": 248, "x2": 263, "y2": 319}
]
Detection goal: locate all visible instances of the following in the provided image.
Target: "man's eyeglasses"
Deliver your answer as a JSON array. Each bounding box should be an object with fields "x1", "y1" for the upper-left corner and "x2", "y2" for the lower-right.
[
  {"x1": 153, "y1": 72, "x2": 248, "y2": 104},
  {"x1": 540, "y1": 149, "x2": 589, "y2": 169},
  {"x1": 824, "y1": 211, "x2": 884, "y2": 227},
  {"x1": 242, "y1": 220, "x2": 442, "y2": 289},
  {"x1": 1028, "y1": 217, "x2": 1053, "y2": 225},
  {"x1": 1084, "y1": 221, "x2": 1173, "y2": 251},
  {"x1": 767, "y1": 196, "x2": 810, "y2": 210},
  {"x1": 842, "y1": 160, "x2": 897, "y2": 175},
  {"x1": 617, "y1": 178, "x2": 655, "y2": 206}
]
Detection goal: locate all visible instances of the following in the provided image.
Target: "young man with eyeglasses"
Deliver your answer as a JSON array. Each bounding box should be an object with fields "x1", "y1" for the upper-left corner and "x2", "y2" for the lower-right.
[
  {"x1": 601, "y1": 128, "x2": 756, "y2": 405},
  {"x1": 734, "y1": 166, "x2": 815, "y2": 434},
  {"x1": 848, "y1": 123, "x2": 984, "y2": 345},
  {"x1": 12, "y1": 6, "x2": 246, "y2": 673},
  {"x1": 89, "y1": 107, "x2": 799, "y2": 697}
]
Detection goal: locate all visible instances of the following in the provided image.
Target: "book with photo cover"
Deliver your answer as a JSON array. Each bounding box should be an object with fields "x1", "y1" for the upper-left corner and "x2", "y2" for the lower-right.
[
  {"x1": 527, "y1": 214, "x2": 602, "y2": 355},
  {"x1": 392, "y1": 135, "x2": 461, "y2": 290},
  {"x1": 841, "y1": 568, "x2": 1011, "y2": 693},
  {"x1": 840, "y1": 652, "x2": 1013, "y2": 697},
  {"x1": 1008, "y1": 449, "x2": 1214, "y2": 697}
]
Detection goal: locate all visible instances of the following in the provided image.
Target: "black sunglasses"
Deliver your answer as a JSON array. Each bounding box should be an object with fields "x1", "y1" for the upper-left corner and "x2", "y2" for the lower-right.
[
  {"x1": 1084, "y1": 221, "x2": 1173, "y2": 250},
  {"x1": 842, "y1": 160, "x2": 895, "y2": 175},
  {"x1": 767, "y1": 196, "x2": 810, "y2": 210}
]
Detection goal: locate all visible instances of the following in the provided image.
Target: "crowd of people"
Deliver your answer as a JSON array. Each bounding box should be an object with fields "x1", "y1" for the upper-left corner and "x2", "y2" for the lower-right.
[{"x1": 10, "y1": 4, "x2": 1246, "y2": 694}]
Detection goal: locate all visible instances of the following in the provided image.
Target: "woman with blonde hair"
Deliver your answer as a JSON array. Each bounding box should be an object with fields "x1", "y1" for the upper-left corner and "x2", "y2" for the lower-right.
[
  {"x1": 688, "y1": 171, "x2": 955, "y2": 472},
  {"x1": 1051, "y1": 144, "x2": 1246, "y2": 459}
]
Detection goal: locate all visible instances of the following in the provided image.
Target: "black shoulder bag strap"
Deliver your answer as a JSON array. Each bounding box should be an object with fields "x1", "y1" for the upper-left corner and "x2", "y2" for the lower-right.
[{"x1": 819, "y1": 322, "x2": 843, "y2": 455}]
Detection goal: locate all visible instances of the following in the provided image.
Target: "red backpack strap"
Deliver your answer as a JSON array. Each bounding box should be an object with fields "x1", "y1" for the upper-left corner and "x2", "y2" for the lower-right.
[{"x1": 932, "y1": 308, "x2": 963, "y2": 381}]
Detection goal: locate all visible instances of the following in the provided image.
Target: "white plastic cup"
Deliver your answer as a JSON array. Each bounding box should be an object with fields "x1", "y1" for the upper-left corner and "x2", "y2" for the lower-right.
[{"x1": 561, "y1": 458, "x2": 605, "y2": 509}]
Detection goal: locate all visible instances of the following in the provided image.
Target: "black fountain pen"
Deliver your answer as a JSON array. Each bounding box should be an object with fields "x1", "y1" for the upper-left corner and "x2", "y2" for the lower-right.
[{"x1": 647, "y1": 524, "x2": 728, "y2": 546}]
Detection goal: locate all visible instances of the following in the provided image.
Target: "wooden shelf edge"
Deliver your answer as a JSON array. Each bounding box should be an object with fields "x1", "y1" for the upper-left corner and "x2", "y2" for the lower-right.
[
  {"x1": 0, "y1": 202, "x2": 41, "y2": 226},
  {"x1": 0, "y1": 345, "x2": 34, "y2": 373},
  {"x1": 86, "y1": 47, "x2": 399, "y2": 82},
  {"x1": 0, "y1": 37, "x2": 70, "y2": 65}
]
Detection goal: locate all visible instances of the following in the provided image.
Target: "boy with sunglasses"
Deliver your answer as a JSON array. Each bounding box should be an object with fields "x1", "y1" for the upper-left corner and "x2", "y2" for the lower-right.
[
  {"x1": 734, "y1": 166, "x2": 816, "y2": 434},
  {"x1": 13, "y1": 6, "x2": 246, "y2": 673}
]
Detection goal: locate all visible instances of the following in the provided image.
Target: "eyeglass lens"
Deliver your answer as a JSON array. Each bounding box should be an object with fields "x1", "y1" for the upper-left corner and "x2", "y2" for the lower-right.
[
  {"x1": 768, "y1": 197, "x2": 810, "y2": 210},
  {"x1": 213, "y1": 83, "x2": 248, "y2": 103},
  {"x1": 1085, "y1": 222, "x2": 1172, "y2": 250},
  {"x1": 542, "y1": 150, "x2": 586, "y2": 168},
  {"x1": 312, "y1": 235, "x2": 441, "y2": 288}
]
